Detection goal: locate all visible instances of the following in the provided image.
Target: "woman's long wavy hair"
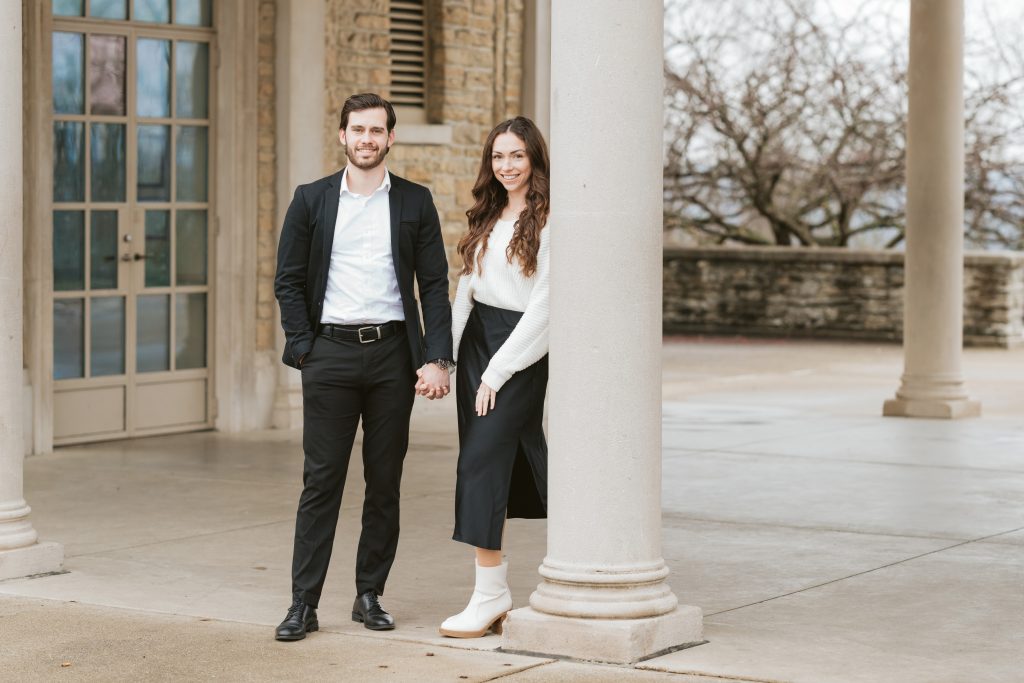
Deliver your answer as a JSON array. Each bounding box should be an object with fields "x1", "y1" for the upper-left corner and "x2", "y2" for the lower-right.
[{"x1": 458, "y1": 117, "x2": 550, "y2": 277}]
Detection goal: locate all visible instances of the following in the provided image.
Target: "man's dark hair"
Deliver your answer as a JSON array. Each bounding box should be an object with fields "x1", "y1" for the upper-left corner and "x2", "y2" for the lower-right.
[{"x1": 339, "y1": 93, "x2": 397, "y2": 132}]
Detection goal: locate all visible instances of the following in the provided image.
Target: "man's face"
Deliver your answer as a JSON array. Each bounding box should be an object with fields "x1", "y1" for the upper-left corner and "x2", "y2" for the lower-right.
[{"x1": 340, "y1": 108, "x2": 394, "y2": 170}]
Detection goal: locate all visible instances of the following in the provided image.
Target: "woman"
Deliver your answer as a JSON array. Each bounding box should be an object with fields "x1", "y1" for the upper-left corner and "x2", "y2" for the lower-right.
[{"x1": 438, "y1": 117, "x2": 550, "y2": 638}]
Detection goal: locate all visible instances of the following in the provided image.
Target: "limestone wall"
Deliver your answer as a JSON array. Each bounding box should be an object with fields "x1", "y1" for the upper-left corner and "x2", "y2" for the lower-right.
[
  {"x1": 322, "y1": 0, "x2": 525, "y2": 281},
  {"x1": 663, "y1": 247, "x2": 1024, "y2": 347},
  {"x1": 256, "y1": 0, "x2": 526, "y2": 350}
]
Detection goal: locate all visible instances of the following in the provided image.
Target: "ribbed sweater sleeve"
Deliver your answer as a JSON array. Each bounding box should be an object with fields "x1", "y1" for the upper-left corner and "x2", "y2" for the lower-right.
[
  {"x1": 481, "y1": 229, "x2": 550, "y2": 391},
  {"x1": 451, "y1": 273, "x2": 475, "y2": 364}
]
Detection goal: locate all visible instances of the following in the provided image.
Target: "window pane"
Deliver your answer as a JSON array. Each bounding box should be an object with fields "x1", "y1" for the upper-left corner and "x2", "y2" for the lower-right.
[
  {"x1": 137, "y1": 125, "x2": 170, "y2": 201},
  {"x1": 136, "y1": 38, "x2": 170, "y2": 117},
  {"x1": 174, "y1": 0, "x2": 211, "y2": 26},
  {"x1": 53, "y1": 122, "x2": 85, "y2": 202},
  {"x1": 91, "y1": 296, "x2": 125, "y2": 376},
  {"x1": 54, "y1": 211, "x2": 85, "y2": 291},
  {"x1": 175, "y1": 293, "x2": 206, "y2": 369},
  {"x1": 144, "y1": 210, "x2": 171, "y2": 287},
  {"x1": 175, "y1": 42, "x2": 209, "y2": 119},
  {"x1": 176, "y1": 126, "x2": 208, "y2": 201},
  {"x1": 176, "y1": 210, "x2": 207, "y2": 285},
  {"x1": 53, "y1": 0, "x2": 84, "y2": 17},
  {"x1": 90, "y1": 0, "x2": 128, "y2": 20},
  {"x1": 137, "y1": 295, "x2": 170, "y2": 372},
  {"x1": 90, "y1": 210, "x2": 119, "y2": 290},
  {"x1": 135, "y1": 0, "x2": 170, "y2": 23},
  {"x1": 52, "y1": 32, "x2": 84, "y2": 115},
  {"x1": 90, "y1": 123, "x2": 126, "y2": 202},
  {"x1": 54, "y1": 299, "x2": 84, "y2": 379},
  {"x1": 89, "y1": 35, "x2": 126, "y2": 116}
]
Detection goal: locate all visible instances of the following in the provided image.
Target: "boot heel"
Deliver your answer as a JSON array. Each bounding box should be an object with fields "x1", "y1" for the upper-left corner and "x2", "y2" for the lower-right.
[
  {"x1": 490, "y1": 613, "x2": 509, "y2": 635},
  {"x1": 351, "y1": 611, "x2": 363, "y2": 623}
]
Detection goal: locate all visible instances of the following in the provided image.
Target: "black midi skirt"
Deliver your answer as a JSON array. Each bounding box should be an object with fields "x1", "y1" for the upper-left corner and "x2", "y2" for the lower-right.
[{"x1": 452, "y1": 301, "x2": 548, "y2": 550}]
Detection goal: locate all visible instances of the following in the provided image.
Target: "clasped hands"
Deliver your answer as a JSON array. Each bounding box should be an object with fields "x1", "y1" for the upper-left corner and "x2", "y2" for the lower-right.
[
  {"x1": 415, "y1": 363, "x2": 450, "y2": 399},
  {"x1": 415, "y1": 364, "x2": 496, "y2": 415}
]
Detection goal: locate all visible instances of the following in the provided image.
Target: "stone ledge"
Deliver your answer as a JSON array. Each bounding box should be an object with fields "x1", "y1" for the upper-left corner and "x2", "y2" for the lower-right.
[
  {"x1": 0, "y1": 541, "x2": 64, "y2": 581},
  {"x1": 665, "y1": 246, "x2": 1024, "y2": 266},
  {"x1": 396, "y1": 123, "x2": 454, "y2": 146},
  {"x1": 501, "y1": 605, "x2": 704, "y2": 665},
  {"x1": 883, "y1": 397, "x2": 982, "y2": 419}
]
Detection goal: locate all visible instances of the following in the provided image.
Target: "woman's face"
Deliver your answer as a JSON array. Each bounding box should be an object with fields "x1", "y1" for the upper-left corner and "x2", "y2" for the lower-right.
[{"x1": 491, "y1": 132, "x2": 532, "y2": 196}]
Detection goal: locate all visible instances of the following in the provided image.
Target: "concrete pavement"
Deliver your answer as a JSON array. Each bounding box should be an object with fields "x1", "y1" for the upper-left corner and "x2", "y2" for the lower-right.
[{"x1": 1, "y1": 337, "x2": 1021, "y2": 682}]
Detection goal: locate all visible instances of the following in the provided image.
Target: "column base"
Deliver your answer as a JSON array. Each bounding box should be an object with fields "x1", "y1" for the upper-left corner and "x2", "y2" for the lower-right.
[
  {"x1": 0, "y1": 541, "x2": 64, "y2": 581},
  {"x1": 883, "y1": 397, "x2": 981, "y2": 419},
  {"x1": 501, "y1": 605, "x2": 704, "y2": 664}
]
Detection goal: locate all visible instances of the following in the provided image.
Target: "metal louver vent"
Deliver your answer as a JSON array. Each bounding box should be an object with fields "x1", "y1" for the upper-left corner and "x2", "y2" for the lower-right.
[{"x1": 389, "y1": 1, "x2": 427, "y2": 108}]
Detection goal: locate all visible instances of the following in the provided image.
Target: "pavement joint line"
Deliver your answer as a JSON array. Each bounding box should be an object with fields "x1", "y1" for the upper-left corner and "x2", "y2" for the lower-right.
[
  {"x1": 663, "y1": 446, "x2": 1024, "y2": 474},
  {"x1": 660, "y1": 513, "x2": 972, "y2": 542},
  {"x1": 636, "y1": 667, "x2": 789, "y2": 683},
  {"x1": 470, "y1": 659, "x2": 555, "y2": 681},
  {"x1": 63, "y1": 518, "x2": 298, "y2": 559},
  {"x1": 704, "y1": 525, "x2": 1024, "y2": 618},
  {"x1": 660, "y1": 425, "x2": 878, "y2": 457},
  {"x1": 62, "y1": 491, "x2": 454, "y2": 559}
]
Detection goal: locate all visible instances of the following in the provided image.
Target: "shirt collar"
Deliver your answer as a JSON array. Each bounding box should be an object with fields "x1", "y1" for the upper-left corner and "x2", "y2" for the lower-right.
[{"x1": 341, "y1": 167, "x2": 392, "y2": 197}]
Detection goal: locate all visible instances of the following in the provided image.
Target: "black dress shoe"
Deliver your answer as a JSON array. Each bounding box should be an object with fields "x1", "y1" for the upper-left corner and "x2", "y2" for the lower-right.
[
  {"x1": 275, "y1": 597, "x2": 318, "y2": 641},
  {"x1": 351, "y1": 590, "x2": 395, "y2": 630}
]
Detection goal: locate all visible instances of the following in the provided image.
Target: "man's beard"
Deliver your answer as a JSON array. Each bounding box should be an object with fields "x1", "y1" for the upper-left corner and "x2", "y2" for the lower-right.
[{"x1": 346, "y1": 143, "x2": 389, "y2": 170}]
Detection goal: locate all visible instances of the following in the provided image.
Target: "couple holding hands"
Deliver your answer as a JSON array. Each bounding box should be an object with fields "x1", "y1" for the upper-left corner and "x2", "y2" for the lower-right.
[{"x1": 273, "y1": 93, "x2": 550, "y2": 642}]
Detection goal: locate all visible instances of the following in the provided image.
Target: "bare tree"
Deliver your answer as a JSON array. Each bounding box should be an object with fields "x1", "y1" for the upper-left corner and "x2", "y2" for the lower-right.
[{"x1": 664, "y1": 0, "x2": 1024, "y2": 250}]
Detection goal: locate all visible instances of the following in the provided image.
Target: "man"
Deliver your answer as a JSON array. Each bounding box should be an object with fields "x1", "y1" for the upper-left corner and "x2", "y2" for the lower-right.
[{"x1": 273, "y1": 93, "x2": 454, "y2": 641}]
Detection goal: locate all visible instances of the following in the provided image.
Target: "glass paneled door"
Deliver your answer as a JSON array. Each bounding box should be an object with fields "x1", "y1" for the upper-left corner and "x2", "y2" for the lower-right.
[{"x1": 50, "y1": 1, "x2": 214, "y2": 444}]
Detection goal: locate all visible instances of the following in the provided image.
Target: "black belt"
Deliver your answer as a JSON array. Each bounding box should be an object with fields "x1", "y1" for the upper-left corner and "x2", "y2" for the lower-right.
[{"x1": 318, "y1": 321, "x2": 405, "y2": 344}]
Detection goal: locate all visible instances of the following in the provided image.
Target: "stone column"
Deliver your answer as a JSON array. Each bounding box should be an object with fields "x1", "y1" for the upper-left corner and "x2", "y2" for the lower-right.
[
  {"x1": 884, "y1": 0, "x2": 980, "y2": 419},
  {"x1": 522, "y1": 0, "x2": 551, "y2": 139},
  {"x1": 271, "y1": 0, "x2": 327, "y2": 429},
  {"x1": 501, "y1": 0, "x2": 702, "y2": 664},
  {"x1": 0, "y1": 3, "x2": 64, "y2": 580}
]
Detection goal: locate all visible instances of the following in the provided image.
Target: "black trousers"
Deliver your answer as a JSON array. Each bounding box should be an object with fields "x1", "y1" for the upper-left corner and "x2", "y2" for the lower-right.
[{"x1": 291, "y1": 330, "x2": 415, "y2": 607}]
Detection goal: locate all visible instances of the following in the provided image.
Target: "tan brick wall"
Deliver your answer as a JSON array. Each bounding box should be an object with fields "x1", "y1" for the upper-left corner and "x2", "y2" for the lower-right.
[
  {"x1": 256, "y1": 0, "x2": 278, "y2": 351},
  {"x1": 322, "y1": 0, "x2": 526, "y2": 286}
]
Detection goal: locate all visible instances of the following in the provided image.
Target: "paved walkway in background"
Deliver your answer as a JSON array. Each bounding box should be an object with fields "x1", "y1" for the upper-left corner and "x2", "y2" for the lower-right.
[{"x1": 2, "y1": 338, "x2": 1022, "y2": 682}]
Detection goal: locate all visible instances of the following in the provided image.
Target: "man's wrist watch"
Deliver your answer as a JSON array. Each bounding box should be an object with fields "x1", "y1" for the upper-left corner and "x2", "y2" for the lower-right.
[{"x1": 428, "y1": 358, "x2": 455, "y2": 371}]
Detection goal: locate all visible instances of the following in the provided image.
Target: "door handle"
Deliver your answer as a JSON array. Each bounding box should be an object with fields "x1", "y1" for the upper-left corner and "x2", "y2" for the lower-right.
[{"x1": 133, "y1": 253, "x2": 148, "y2": 261}]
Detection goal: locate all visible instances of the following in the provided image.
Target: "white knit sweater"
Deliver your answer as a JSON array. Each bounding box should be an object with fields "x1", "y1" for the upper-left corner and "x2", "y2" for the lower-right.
[{"x1": 451, "y1": 218, "x2": 550, "y2": 391}]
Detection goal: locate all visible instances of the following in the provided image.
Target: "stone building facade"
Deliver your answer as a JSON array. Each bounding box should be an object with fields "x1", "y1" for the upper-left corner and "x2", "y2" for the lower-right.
[
  {"x1": 254, "y1": 0, "x2": 526, "y2": 357},
  {"x1": 18, "y1": 0, "x2": 543, "y2": 451}
]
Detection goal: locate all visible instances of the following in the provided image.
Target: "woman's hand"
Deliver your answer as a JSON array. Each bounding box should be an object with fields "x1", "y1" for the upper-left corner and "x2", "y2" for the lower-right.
[{"x1": 475, "y1": 382, "x2": 497, "y2": 416}]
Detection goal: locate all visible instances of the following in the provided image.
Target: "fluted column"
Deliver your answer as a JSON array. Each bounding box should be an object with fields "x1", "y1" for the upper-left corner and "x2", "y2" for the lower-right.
[
  {"x1": 501, "y1": 0, "x2": 702, "y2": 664},
  {"x1": 884, "y1": 0, "x2": 981, "y2": 419},
  {"x1": 0, "y1": 2, "x2": 63, "y2": 580}
]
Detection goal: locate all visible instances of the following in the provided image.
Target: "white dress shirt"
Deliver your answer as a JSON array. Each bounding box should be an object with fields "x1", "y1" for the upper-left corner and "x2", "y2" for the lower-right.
[{"x1": 321, "y1": 168, "x2": 405, "y2": 325}]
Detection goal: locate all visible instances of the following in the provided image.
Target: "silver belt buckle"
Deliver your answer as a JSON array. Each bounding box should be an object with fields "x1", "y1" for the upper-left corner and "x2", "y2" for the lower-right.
[{"x1": 358, "y1": 325, "x2": 381, "y2": 343}]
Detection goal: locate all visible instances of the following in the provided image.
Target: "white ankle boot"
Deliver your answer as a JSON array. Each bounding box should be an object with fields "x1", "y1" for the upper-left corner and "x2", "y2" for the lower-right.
[{"x1": 439, "y1": 561, "x2": 513, "y2": 638}]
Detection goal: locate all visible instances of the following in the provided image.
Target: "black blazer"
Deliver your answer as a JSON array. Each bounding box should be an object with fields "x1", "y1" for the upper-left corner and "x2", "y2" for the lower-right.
[{"x1": 274, "y1": 169, "x2": 453, "y2": 371}]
